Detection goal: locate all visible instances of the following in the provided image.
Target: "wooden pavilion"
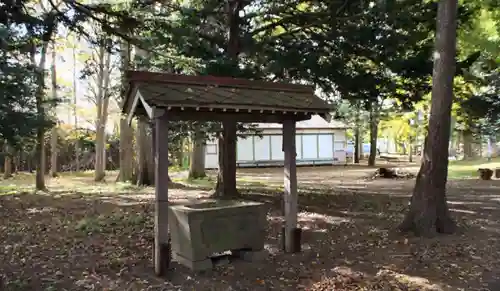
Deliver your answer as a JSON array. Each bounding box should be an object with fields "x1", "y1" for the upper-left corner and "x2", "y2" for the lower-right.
[{"x1": 122, "y1": 70, "x2": 331, "y2": 275}]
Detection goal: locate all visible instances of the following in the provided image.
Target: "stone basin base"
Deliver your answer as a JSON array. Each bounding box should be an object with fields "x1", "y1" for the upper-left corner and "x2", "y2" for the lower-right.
[{"x1": 168, "y1": 200, "x2": 266, "y2": 271}]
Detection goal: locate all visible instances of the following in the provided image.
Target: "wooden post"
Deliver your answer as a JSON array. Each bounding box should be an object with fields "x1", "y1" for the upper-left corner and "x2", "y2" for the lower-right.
[
  {"x1": 149, "y1": 121, "x2": 156, "y2": 182},
  {"x1": 153, "y1": 108, "x2": 170, "y2": 276},
  {"x1": 283, "y1": 119, "x2": 299, "y2": 253}
]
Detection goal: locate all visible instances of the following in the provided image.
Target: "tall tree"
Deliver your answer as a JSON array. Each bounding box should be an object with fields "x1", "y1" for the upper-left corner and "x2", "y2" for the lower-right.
[
  {"x1": 94, "y1": 39, "x2": 112, "y2": 182},
  {"x1": 0, "y1": 25, "x2": 39, "y2": 174},
  {"x1": 79, "y1": 23, "x2": 114, "y2": 181},
  {"x1": 399, "y1": 0, "x2": 459, "y2": 236},
  {"x1": 72, "y1": 36, "x2": 81, "y2": 172},
  {"x1": 212, "y1": 0, "x2": 246, "y2": 198},
  {"x1": 2, "y1": 0, "x2": 175, "y2": 186},
  {"x1": 49, "y1": 42, "x2": 59, "y2": 178},
  {"x1": 31, "y1": 18, "x2": 54, "y2": 191},
  {"x1": 118, "y1": 43, "x2": 134, "y2": 182},
  {"x1": 3, "y1": 143, "x2": 13, "y2": 179}
]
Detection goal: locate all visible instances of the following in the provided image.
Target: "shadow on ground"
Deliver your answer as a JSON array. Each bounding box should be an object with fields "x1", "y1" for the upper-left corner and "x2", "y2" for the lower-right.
[{"x1": 1, "y1": 177, "x2": 500, "y2": 290}]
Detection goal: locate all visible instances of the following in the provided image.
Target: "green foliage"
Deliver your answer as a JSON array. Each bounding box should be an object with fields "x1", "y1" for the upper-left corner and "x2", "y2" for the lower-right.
[
  {"x1": 454, "y1": 0, "x2": 500, "y2": 137},
  {"x1": 0, "y1": 24, "x2": 43, "y2": 146},
  {"x1": 459, "y1": 66, "x2": 500, "y2": 136},
  {"x1": 132, "y1": 0, "x2": 267, "y2": 141},
  {"x1": 0, "y1": 0, "x2": 156, "y2": 149},
  {"x1": 252, "y1": 1, "x2": 439, "y2": 110},
  {"x1": 3, "y1": 0, "x2": 499, "y2": 159},
  {"x1": 379, "y1": 113, "x2": 414, "y2": 148}
]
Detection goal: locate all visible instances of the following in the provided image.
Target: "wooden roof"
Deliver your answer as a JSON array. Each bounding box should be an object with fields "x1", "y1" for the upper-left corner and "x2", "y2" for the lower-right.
[{"x1": 123, "y1": 71, "x2": 331, "y2": 123}]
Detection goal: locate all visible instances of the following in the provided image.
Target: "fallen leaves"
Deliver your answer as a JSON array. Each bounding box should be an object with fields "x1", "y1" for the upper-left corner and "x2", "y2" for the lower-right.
[
  {"x1": 0, "y1": 170, "x2": 499, "y2": 290},
  {"x1": 310, "y1": 268, "x2": 442, "y2": 291}
]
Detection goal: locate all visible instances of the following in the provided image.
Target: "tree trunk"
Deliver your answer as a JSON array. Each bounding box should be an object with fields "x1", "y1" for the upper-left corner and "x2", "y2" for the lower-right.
[
  {"x1": 176, "y1": 139, "x2": 184, "y2": 167},
  {"x1": 354, "y1": 111, "x2": 361, "y2": 164},
  {"x1": 409, "y1": 136, "x2": 414, "y2": 163},
  {"x1": 399, "y1": 0, "x2": 458, "y2": 236},
  {"x1": 359, "y1": 128, "x2": 365, "y2": 160},
  {"x1": 492, "y1": 136, "x2": 499, "y2": 158},
  {"x1": 119, "y1": 119, "x2": 134, "y2": 182},
  {"x1": 147, "y1": 123, "x2": 155, "y2": 184},
  {"x1": 419, "y1": 107, "x2": 429, "y2": 162},
  {"x1": 419, "y1": 135, "x2": 426, "y2": 162},
  {"x1": 189, "y1": 129, "x2": 206, "y2": 179},
  {"x1": 408, "y1": 141, "x2": 413, "y2": 163},
  {"x1": 34, "y1": 39, "x2": 49, "y2": 191},
  {"x1": 463, "y1": 129, "x2": 474, "y2": 159},
  {"x1": 136, "y1": 119, "x2": 153, "y2": 185},
  {"x1": 3, "y1": 144, "x2": 12, "y2": 179},
  {"x1": 368, "y1": 105, "x2": 378, "y2": 167},
  {"x1": 354, "y1": 129, "x2": 360, "y2": 163},
  {"x1": 49, "y1": 127, "x2": 58, "y2": 177},
  {"x1": 212, "y1": 0, "x2": 242, "y2": 198},
  {"x1": 13, "y1": 151, "x2": 19, "y2": 174},
  {"x1": 455, "y1": 129, "x2": 461, "y2": 155},
  {"x1": 449, "y1": 132, "x2": 456, "y2": 157},
  {"x1": 479, "y1": 133, "x2": 483, "y2": 158},
  {"x1": 35, "y1": 114, "x2": 47, "y2": 190},
  {"x1": 94, "y1": 123, "x2": 107, "y2": 181},
  {"x1": 27, "y1": 152, "x2": 33, "y2": 173},
  {"x1": 94, "y1": 39, "x2": 111, "y2": 182},
  {"x1": 72, "y1": 42, "x2": 80, "y2": 172},
  {"x1": 49, "y1": 46, "x2": 58, "y2": 178},
  {"x1": 213, "y1": 121, "x2": 239, "y2": 198},
  {"x1": 118, "y1": 40, "x2": 134, "y2": 182}
]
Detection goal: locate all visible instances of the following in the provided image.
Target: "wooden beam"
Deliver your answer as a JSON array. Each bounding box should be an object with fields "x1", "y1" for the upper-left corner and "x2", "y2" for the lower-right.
[
  {"x1": 139, "y1": 91, "x2": 153, "y2": 119},
  {"x1": 154, "y1": 108, "x2": 170, "y2": 276},
  {"x1": 283, "y1": 119, "x2": 299, "y2": 253},
  {"x1": 126, "y1": 89, "x2": 141, "y2": 125},
  {"x1": 151, "y1": 107, "x2": 166, "y2": 119},
  {"x1": 150, "y1": 101, "x2": 326, "y2": 115},
  {"x1": 121, "y1": 83, "x2": 134, "y2": 115},
  {"x1": 166, "y1": 109, "x2": 312, "y2": 123}
]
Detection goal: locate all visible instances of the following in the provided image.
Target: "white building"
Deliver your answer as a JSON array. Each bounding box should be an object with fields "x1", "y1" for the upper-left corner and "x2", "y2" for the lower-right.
[{"x1": 204, "y1": 115, "x2": 349, "y2": 168}]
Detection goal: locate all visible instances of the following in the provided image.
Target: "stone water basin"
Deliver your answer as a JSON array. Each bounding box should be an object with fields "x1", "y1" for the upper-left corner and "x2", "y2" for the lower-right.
[{"x1": 168, "y1": 199, "x2": 266, "y2": 270}]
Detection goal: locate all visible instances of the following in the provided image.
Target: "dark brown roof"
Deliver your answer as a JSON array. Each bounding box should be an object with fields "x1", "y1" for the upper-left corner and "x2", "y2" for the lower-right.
[{"x1": 123, "y1": 71, "x2": 331, "y2": 122}]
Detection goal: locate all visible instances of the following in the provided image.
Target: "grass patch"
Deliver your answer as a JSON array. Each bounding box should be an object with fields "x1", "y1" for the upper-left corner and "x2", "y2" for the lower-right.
[
  {"x1": 0, "y1": 172, "x2": 38, "y2": 195},
  {"x1": 0, "y1": 171, "x2": 151, "y2": 197},
  {"x1": 169, "y1": 165, "x2": 188, "y2": 173},
  {"x1": 75, "y1": 212, "x2": 148, "y2": 234},
  {"x1": 0, "y1": 184, "x2": 31, "y2": 195},
  {"x1": 448, "y1": 157, "x2": 500, "y2": 179},
  {"x1": 172, "y1": 175, "x2": 214, "y2": 188},
  {"x1": 58, "y1": 170, "x2": 96, "y2": 178}
]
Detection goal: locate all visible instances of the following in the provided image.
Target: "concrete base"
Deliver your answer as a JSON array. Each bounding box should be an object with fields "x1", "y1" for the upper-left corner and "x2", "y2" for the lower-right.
[
  {"x1": 172, "y1": 252, "x2": 213, "y2": 272},
  {"x1": 232, "y1": 249, "x2": 266, "y2": 262}
]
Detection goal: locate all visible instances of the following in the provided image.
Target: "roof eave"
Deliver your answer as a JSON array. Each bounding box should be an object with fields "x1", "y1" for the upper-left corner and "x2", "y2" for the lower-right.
[{"x1": 126, "y1": 70, "x2": 315, "y2": 93}]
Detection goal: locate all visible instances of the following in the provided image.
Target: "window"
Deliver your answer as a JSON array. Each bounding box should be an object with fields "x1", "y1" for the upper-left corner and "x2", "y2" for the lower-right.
[{"x1": 206, "y1": 144, "x2": 217, "y2": 155}]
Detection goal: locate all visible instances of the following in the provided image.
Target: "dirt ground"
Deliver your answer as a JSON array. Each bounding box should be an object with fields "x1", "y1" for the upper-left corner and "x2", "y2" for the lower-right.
[{"x1": 1, "y1": 165, "x2": 500, "y2": 290}]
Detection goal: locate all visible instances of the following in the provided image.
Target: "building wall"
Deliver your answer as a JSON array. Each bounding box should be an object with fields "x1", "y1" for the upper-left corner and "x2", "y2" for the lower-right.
[
  {"x1": 204, "y1": 128, "x2": 347, "y2": 169},
  {"x1": 377, "y1": 138, "x2": 398, "y2": 154}
]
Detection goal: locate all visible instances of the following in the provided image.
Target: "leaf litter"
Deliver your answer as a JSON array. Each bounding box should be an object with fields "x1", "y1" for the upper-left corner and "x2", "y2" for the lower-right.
[{"x1": 0, "y1": 170, "x2": 500, "y2": 290}]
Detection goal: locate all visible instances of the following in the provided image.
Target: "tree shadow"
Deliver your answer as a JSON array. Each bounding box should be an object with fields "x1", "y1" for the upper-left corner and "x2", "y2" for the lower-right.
[{"x1": 240, "y1": 180, "x2": 500, "y2": 290}]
